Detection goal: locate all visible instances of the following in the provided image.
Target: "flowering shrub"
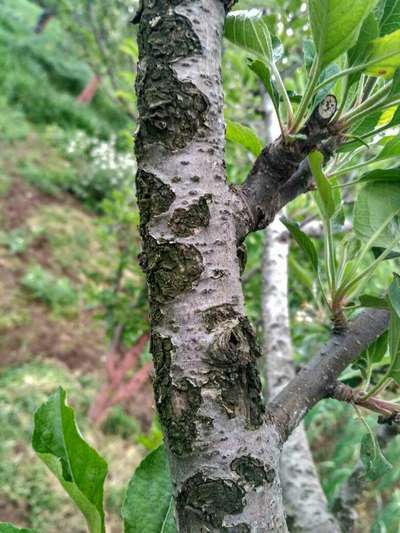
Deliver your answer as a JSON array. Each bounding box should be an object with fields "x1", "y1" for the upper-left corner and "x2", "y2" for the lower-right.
[{"x1": 62, "y1": 130, "x2": 136, "y2": 209}]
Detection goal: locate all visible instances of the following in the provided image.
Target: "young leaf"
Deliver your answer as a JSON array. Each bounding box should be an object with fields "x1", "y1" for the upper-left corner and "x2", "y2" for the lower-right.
[
  {"x1": 309, "y1": 0, "x2": 378, "y2": 68},
  {"x1": 360, "y1": 432, "x2": 392, "y2": 481},
  {"x1": 353, "y1": 181, "x2": 400, "y2": 252},
  {"x1": 366, "y1": 28, "x2": 400, "y2": 77},
  {"x1": 387, "y1": 276, "x2": 400, "y2": 383},
  {"x1": 0, "y1": 525, "x2": 39, "y2": 533},
  {"x1": 32, "y1": 388, "x2": 107, "y2": 533},
  {"x1": 308, "y1": 151, "x2": 338, "y2": 220},
  {"x1": 226, "y1": 120, "x2": 263, "y2": 156},
  {"x1": 359, "y1": 167, "x2": 400, "y2": 183},
  {"x1": 379, "y1": 0, "x2": 400, "y2": 36},
  {"x1": 348, "y1": 13, "x2": 380, "y2": 87},
  {"x1": 359, "y1": 294, "x2": 390, "y2": 308},
  {"x1": 248, "y1": 59, "x2": 280, "y2": 112},
  {"x1": 224, "y1": 9, "x2": 274, "y2": 62},
  {"x1": 122, "y1": 445, "x2": 177, "y2": 533},
  {"x1": 389, "y1": 273, "x2": 400, "y2": 316},
  {"x1": 280, "y1": 217, "x2": 319, "y2": 272}
]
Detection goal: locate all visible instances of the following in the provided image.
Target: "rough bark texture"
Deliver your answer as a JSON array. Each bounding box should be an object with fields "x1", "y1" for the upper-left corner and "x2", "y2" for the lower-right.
[
  {"x1": 135, "y1": 2, "x2": 286, "y2": 530},
  {"x1": 262, "y1": 217, "x2": 340, "y2": 533}
]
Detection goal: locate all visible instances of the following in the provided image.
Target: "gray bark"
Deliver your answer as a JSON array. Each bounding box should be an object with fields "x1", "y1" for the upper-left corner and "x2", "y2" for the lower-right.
[
  {"x1": 135, "y1": 2, "x2": 286, "y2": 530},
  {"x1": 262, "y1": 217, "x2": 340, "y2": 533}
]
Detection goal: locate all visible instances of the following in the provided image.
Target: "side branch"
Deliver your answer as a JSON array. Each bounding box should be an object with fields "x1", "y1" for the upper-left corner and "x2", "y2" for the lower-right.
[
  {"x1": 237, "y1": 120, "x2": 343, "y2": 239},
  {"x1": 267, "y1": 309, "x2": 390, "y2": 442}
]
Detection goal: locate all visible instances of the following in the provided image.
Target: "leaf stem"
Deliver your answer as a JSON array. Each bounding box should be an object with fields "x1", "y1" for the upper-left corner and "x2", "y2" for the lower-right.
[
  {"x1": 270, "y1": 62, "x2": 294, "y2": 128},
  {"x1": 341, "y1": 83, "x2": 392, "y2": 124},
  {"x1": 291, "y1": 56, "x2": 321, "y2": 132}
]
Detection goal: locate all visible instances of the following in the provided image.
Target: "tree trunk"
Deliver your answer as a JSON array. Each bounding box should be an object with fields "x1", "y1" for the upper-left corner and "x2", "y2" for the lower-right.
[{"x1": 134, "y1": 1, "x2": 287, "y2": 531}]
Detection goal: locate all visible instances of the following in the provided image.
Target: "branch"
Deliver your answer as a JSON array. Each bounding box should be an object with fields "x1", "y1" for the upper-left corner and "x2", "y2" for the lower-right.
[
  {"x1": 331, "y1": 381, "x2": 400, "y2": 420},
  {"x1": 237, "y1": 114, "x2": 343, "y2": 239},
  {"x1": 267, "y1": 309, "x2": 390, "y2": 442}
]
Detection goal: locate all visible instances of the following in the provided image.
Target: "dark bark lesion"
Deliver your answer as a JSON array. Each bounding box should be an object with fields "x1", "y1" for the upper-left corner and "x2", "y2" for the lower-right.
[
  {"x1": 169, "y1": 194, "x2": 211, "y2": 237},
  {"x1": 176, "y1": 473, "x2": 246, "y2": 531}
]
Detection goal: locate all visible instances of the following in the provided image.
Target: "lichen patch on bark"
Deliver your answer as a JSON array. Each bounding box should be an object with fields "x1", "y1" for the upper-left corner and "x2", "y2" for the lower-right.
[
  {"x1": 136, "y1": 63, "x2": 209, "y2": 152},
  {"x1": 202, "y1": 303, "x2": 237, "y2": 332}
]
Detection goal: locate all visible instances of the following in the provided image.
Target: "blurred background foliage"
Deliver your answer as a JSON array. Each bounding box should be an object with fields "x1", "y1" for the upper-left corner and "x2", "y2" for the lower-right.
[{"x1": 0, "y1": 0, "x2": 399, "y2": 532}]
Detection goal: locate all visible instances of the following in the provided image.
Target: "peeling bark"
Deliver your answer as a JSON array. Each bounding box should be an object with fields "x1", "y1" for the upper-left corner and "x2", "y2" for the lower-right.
[
  {"x1": 262, "y1": 217, "x2": 340, "y2": 533},
  {"x1": 135, "y1": 2, "x2": 286, "y2": 530}
]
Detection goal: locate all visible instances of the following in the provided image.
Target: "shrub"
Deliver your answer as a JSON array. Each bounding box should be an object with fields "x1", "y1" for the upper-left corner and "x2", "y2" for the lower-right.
[{"x1": 21, "y1": 265, "x2": 78, "y2": 312}]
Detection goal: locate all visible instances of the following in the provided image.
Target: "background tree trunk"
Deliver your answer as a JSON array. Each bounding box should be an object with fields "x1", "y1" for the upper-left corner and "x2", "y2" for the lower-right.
[{"x1": 262, "y1": 217, "x2": 340, "y2": 533}]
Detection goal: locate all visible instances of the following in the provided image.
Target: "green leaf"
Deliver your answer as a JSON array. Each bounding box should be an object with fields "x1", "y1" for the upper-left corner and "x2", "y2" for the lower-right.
[
  {"x1": 308, "y1": 151, "x2": 338, "y2": 220},
  {"x1": 388, "y1": 276, "x2": 400, "y2": 382},
  {"x1": 389, "y1": 273, "x2": 400, "y2": 316},
  {"x1": 32, "y1": 388, "x2": 107, "y2": 533},
  {"x1": 224, "y1": 9, "x2": 274, "y2": 62},
  {"x1": 348, "y1": 13, "x2": 380, "y2": 87},
  {"x1": 359, "y1": 167, "x2": 400, "y2": 182},
  {"x1": 309, "y1": 0, "x2": 378, "y2": 68},
  {"x1": 368, "y1": 331, "x2": 389, "y2": 363},
  {"x1": 376, "y1": 135, "x2": 400, "y2": 160},
  {"x1": 359, "y1": 294, "x2": 390, "y2": 308},
  {"x1": 360, "y1": 432, "x2": 392, "y2": 481},
  {"x1": 304, "y1": 39, "x2": 316, "y2": 71},
  {"x1": 371, "y1": 246, "x2": 400, "y2": 259},
  {"x1": 353, "y1": 181, "x2": 400, "y2": 252},
  {"x1": 122, "y1": 445, "x2": 177, "y2": 533},
  {"x1": 226, "y1": 120, "x2": 263, "y2": 156},
  {"x1": 315, "y1": 63, "x2": 341, "y2": 104},
  {"x1": 366, "y1": 28, "x2": 400, "y2": 78},
  {"x1": 280, "y1": 217, "x2": 319, "y2": 272},
  {"x1": 379, "y1": 0, "x2": 400, "y2": 36},
  {"x1": 0, "y1": 525, "x2": 39, "y2": 533},
  {"x1": 248, "y1": 59, "x2": 280, "y2": 112}
]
